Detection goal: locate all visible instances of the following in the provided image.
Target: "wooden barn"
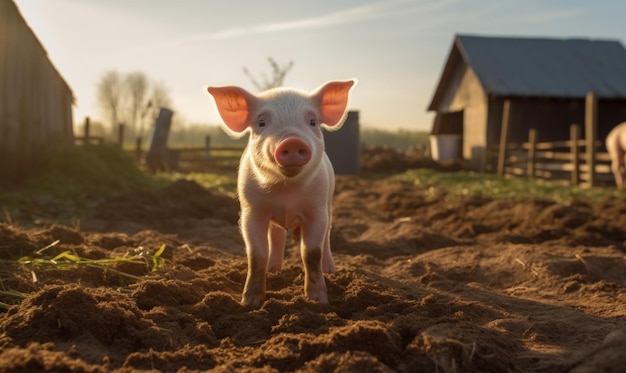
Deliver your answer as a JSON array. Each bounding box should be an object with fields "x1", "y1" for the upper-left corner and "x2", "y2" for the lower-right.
[
  {"x1": 0, "y1": 0, "x2": 74, "y2": 181},
  {"x1": 427, "y1": 34, "x2": 626, "y2": 171}
]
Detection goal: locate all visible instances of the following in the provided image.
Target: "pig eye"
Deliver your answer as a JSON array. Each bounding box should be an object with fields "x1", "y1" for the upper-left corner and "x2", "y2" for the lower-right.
[
  {"x1": 309, "y1": 119, "x2": 317, "y2": 127},
  {"x1": 258, "y1": 119, "x2": 266, "y2": 127}
]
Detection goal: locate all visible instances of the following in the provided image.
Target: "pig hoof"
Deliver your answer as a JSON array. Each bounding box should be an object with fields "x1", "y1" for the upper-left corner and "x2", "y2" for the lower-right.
[
  {"x1": 322, "y1": 255, "x2": 336, "y2": 273},
  {"x1": 322, "y1": 262, "x2": 336, "y2": 273},
  {"x1": 241, "y1": 293, "x2": 265, "y2": 308},
  {"x1": 306, "y1": 291, "x2": 329, "y2": 304}
]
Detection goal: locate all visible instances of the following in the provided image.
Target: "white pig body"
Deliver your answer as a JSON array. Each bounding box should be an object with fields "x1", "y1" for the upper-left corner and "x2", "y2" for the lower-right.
[
  {"x1": 606, "y1": 122, "x2": 626, "y2": 188},
  {"x1": 207, "y1": 80, "x2": 356, "y2": 307}
]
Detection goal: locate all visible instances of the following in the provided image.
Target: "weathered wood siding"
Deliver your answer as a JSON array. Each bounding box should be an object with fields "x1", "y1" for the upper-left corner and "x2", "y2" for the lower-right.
[
  {"x1": 0, "y1": 0, "x2": 74, "y2": 181},
  {"x1": 430, "y1": 60, "x2": 489, "y2": 170},
  {"x1": 461, "y1": 68, "x2": 488, "y2": 171}
]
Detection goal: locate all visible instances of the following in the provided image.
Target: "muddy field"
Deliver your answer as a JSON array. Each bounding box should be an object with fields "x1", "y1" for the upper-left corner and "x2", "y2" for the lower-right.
[{"x1": 1, "y1": 161, "x2": 626, "y2": 372}]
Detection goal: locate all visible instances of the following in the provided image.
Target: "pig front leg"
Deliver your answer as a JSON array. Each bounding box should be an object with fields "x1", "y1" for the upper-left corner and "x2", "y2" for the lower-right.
[
  {"x1": 611, "y1": 149, "x2": 626, "y2": 189},
  {"x1": 300, "y1": 217, "x2": 330, "y2": 304},
  {"x1": 611, "y1": 163, "x2": 625, "y2": 189},
  {"x1": 240, "y1": 213, "x2": 270, "y2": 307}
]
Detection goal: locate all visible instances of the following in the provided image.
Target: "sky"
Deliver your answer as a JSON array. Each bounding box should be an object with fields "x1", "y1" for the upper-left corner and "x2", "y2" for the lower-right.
[{"x1": 12, "y1": 0, "x2": 626, "y2": 131}]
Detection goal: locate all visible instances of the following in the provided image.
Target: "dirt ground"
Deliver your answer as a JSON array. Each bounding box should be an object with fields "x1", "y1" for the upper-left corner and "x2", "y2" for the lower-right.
[{"x1": 1, "y1": 152, "x2": 626, "y2": 372}]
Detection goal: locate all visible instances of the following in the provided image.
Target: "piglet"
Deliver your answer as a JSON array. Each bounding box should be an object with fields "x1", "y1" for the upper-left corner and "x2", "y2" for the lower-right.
[
  {"x1": 606, "y1": 122, "x2": 626, "y2": 189},
  {"x1": 207, "y1": 79, "x2": 357, "y2": 307}
]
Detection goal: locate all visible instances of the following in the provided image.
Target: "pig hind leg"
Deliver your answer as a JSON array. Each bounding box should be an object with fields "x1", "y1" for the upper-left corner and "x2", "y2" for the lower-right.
[
  {"x1": 321, "y1": 225, "x2": 336, "y2": 273},
  {"x1": 288, "y1": 226, "x2": 335, "y2": 273},
  {"x1": 322, "y1": 180, "x2": 336, "y2": 273},
  {"x1": 268, "y1": 225, "x2": 286, "y2": 272}
]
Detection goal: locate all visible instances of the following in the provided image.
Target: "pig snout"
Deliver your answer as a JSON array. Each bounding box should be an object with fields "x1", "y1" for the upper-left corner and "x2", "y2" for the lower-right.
[{"x1": 274, "y1": 137, "x2": 312, "y2": 177}]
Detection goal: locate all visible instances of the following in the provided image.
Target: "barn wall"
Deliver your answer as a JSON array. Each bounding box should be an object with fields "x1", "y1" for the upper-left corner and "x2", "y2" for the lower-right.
[
  {"x1": 448, "y1": 64, "x2": 487, "y2": 170},
  {"x1": 431, "y1": 61, "x2": 489, "y2": 170},
  {"x1": 499, "y1": 98, "x2": 584, "y2": 143},
  {"x1": 463, "y1": 98, "x2": 488, "y2": 170},
  {"x1": 0, "y1": 0, "x2": 74, "y2": 181}
]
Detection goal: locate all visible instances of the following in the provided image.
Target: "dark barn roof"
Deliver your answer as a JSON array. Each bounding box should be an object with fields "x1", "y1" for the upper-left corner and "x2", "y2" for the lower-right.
[{"x1": 428, "y1": 34, "x2": 626, "y2": 110}]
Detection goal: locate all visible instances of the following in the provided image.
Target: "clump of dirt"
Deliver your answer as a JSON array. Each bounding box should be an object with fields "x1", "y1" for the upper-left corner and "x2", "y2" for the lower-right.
[
  {"x1": 92, "y1": 179, "x2": 239, "y2": 226},
  {"x1": 1, "y1": 176, "x2": 626, "y2": 372},
  {"x1": 361, "y1": 146, "x2": 464, "y2": 173}
]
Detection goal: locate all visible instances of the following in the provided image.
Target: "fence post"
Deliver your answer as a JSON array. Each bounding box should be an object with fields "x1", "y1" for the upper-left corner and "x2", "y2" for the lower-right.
[
  {"x1": 83, "y1": 117, "x2": 90, "y2": 145},
  {"x1": 585, "y1": 92, "x2": 597, "y2": 187},
  {"x1": 205, "y1": 135, "x2": 211, "y2": 158},
  {"x1": 118, "y1": 123, "x2": 125, "y2": 147},
  {"x1": 570, "y1": 124, "x2": 580, "y2": 186},
  {"x1": 497, "y1": 100, "x2": 511, "y2": 175},
  {"x1": 527, "y1": 129, "x2": 537, "y2": 177},
  {"x1": 135, "y1": 137, "x2": 142, "y2": 164},
  {"x1": 146, "y1": 108, "x2": 174, "y2": 171}
]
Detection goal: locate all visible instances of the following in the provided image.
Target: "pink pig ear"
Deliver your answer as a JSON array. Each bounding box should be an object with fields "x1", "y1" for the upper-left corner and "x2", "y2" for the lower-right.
[
  {"x1": 312, "y1": 79, "x2": 357, "y2": 129},
  {"x1": 207, "y1": 86, "x2": 255, "y2": 135}
]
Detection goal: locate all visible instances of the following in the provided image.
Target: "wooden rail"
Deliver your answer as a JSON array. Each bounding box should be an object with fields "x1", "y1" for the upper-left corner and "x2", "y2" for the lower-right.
[
  {"x1": 490, "y1": 123, "x2": 613, "y2": 187},
  {"x1": 73, "y1": 117, "x2": 104, "y2": 145},
  {"x1": 74, "y1": 117, "x2": 243, "y2": 172},
  {"x1": 491, "y1": 92, "x2": 616, "y2": 187}
]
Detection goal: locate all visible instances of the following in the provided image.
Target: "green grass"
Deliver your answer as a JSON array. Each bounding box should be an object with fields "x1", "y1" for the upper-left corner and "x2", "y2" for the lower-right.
[
  {"x1": 0, "y1": 290, "x2": 28, "y2": 310},
  {"x1": 0, "y1": 144, "x2": 165, "y2": 224},
  {"x1": 155, "y1": 172, "x2": 238, "y2": 197},
  {"x1": 26, "y1": 143, "x2": 162, "y2": 195},
  {"x1": 18, "y1": 241, "x2": 166, "y2": 278},
  {"x1": 395, "y1": 168, "x2": 626, "y2": 204}
]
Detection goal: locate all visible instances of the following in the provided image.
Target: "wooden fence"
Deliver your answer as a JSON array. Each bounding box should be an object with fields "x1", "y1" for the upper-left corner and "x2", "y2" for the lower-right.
[
  {"x1": 489, "y1": 92, "x2": 616, "y2": 187},
  {"x1": 488, "y1": 124, "x2": 613, "y2": 187},
  {"x1": 74, "y1": 118, "x2": 243, "y2": 172},
  {"x1": 153, "y1": 142, "x2": 243, "y2": 173}
]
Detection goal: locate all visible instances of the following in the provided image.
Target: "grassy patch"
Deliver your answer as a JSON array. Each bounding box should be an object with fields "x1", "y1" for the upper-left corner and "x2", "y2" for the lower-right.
[
  {"x1": 156, "y1": 172, "x2": 238, "y2": 198},
  {"x1": 0, "y1": 242, "x2": 167, "y2": 310},
  {"x1": 395, "y1": 168, "x2": 626, "y2": 204},
  {"x1": 18, "y1": 241, "x2": 166, "y2": 278},
  {"x1": 25, "y1": 144, "x2": 161, "y2": 195},
  {"x1": 0, "y1": 144, "x2": 164, "y2": 224}
]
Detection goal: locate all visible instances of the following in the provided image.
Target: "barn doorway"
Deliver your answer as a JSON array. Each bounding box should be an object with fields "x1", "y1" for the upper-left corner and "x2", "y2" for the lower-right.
[{"x1": 430, "y1": 111, "x2": 464, "y2": 161}]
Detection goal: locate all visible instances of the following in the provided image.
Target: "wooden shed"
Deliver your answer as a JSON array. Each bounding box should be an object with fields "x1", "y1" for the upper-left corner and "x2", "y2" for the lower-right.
[
  {"x1": 0, "y1": 0, "x2": 74, "y2": 181},
  {"x1": 428, "y1": 34, "x2": 626, "y2": 171}
]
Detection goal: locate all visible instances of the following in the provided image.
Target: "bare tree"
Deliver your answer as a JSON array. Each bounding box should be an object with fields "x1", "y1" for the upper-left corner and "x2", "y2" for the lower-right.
[
  {"x1": 243, "y1": 57, "x2": 294, "y2": 91},
  {"x1": 96, "y1": 70, "x2": 122, "y2": 128},
  {"x1": 125, "y1": 71, "x2": 149, "y2": 137},
  {"x1": 96, "y1": 71, "x2": 173, "y2": 141}
]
